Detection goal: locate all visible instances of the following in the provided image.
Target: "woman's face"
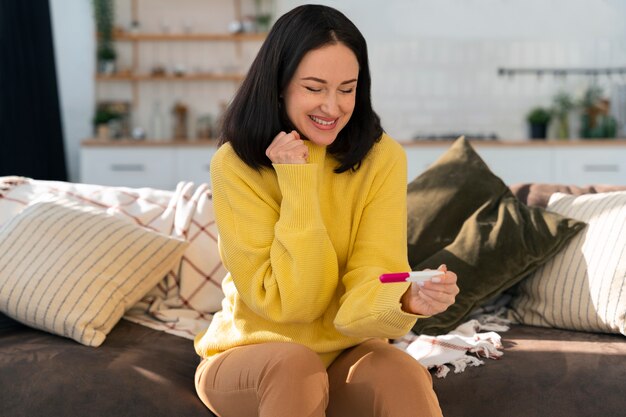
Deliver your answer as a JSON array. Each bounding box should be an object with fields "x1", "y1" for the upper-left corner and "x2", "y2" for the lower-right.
[{"x1": 283, "y1": 42, "x2": 359, "y2": 147}]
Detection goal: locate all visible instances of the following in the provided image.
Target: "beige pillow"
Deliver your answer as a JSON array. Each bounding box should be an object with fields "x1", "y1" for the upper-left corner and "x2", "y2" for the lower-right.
[
  {"x1": 0, "y1": 200, "x2": 188, "y2": 346},
  {"x1": 509, "y1": 191, "x2": 626, "y2": 335},
  {"x1": 0, "y1": 178, "x2": 228, "y2": 339}
]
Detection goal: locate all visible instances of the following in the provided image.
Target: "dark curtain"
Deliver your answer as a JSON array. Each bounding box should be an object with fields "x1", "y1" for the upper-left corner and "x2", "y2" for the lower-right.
[{"x1": 0, "y1": 0, "x2": 68, "y2": 180}]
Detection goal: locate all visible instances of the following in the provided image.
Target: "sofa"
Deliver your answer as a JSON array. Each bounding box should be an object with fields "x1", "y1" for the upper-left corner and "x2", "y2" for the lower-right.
[
  {"x1": 1, "y1": 140, "x2": 625, "y2": 417},
  {"x1": 3, "y1": 292, "x2": 625, "y2": 417},
  {"x1": 429, "y1": 184, "x2": 626, "y2": 417}
]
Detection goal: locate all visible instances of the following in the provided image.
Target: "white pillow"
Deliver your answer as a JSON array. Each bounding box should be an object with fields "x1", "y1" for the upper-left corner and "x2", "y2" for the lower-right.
[
  {"x1": 509, "y1": 191, "x2": 626, "y2": 335},
  {"x1": 0, "y1": 199, "x2": 188, "y2": 346},
  {"x1": 0, "y1": 177, "x2": 227, "y2": 339}
]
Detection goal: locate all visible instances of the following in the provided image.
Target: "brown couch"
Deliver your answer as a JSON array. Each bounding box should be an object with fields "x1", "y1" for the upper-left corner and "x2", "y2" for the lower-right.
[
  {"x1": 1, "y1": 183, "x2": 625, "y2": 417},
  {"x1": 434, "y1": 183, "x2": 624, "y2": 417}
]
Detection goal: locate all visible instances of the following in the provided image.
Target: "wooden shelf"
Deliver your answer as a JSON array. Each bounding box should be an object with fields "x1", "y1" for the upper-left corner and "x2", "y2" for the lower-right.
[
  {"x1": 82, "y1": 138, "x2": 219, "y2": 147},
  {"x1": 84, "y1": 138, "x2": 626, "y2": 148},
  {"x1": 93, "y1": 0, "x2": 267, "y2": 141},
  {"x1": 112, "y1": 32, "x2": 267, "y2": 42},
  {"x1": 96, "y1": 73, "x2": 245, "y2": 82},
  {"x1": 400, "y1": 139, "x2": 626, "y2": 147}
]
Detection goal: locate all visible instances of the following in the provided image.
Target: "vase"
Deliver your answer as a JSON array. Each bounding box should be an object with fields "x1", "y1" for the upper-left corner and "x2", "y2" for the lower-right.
[
  {"x1": 529, "y1": 123, "x2": 547, "y2": 140},
  {"x1": 557, "y1": 116, "x2": 569, "y2": 140},
  {"x1": 98, "y1": 59, "x2": 116, "y2": 75},
  {"x1": 96, "y1": 124, "x2": 110, "y2": 140}
]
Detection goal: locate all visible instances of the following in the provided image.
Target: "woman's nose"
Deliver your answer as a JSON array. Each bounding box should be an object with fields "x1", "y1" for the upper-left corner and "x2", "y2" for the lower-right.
[{"x1": 320, "y1": 93, "x2": 339, "y2": 116}]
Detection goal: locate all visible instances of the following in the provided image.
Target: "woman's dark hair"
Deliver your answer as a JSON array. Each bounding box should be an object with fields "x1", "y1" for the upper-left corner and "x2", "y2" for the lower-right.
[{"x1": 219, "y1": 4, "x2": 383, "y2": 173}]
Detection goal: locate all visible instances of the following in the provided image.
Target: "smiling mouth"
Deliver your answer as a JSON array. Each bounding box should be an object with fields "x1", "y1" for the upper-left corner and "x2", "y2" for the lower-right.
[{"x1": 309, "y1": 115, "x2": 338, "y2": 129}]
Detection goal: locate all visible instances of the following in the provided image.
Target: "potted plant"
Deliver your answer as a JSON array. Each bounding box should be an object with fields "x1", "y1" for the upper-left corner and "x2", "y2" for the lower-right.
[
  {"x1": 579, "y1": 86, "x2": 618, "y2": 139},
  {"x1": 552, "y1": 91, "x2": 574, "y2": 140},
  {"x1": 526, "y1": 107, "x2": 551, "y2": 140},
  {"x1": 254, "y1": 0, "x2": 273, "y2": 32},
  {"x1": 93, "y1": 0, "x2": 117, "y2": 74},
  {"x1": 92, "y1": 107, "x2": 120, "y2": 140}
]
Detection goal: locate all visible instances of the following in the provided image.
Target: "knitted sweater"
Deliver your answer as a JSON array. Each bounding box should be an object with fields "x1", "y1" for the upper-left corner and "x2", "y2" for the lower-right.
[{"x1": 194, "y1": 133, "x2": 420, "y2": 366}]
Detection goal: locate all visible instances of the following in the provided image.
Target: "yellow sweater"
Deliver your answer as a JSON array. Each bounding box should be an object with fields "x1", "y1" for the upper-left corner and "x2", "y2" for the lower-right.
[{"x1": 194, "y1": 133, "x2": 420, "y2": 366}]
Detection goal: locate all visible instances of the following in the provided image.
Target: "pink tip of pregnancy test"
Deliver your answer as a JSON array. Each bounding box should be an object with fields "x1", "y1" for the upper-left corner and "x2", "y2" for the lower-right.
[
  {"x1": 378, "y1": 272, "x2": 410, "y2": 283},
  {"x1": 379, "y1": 270, "x2": 444, "y2": 283}
]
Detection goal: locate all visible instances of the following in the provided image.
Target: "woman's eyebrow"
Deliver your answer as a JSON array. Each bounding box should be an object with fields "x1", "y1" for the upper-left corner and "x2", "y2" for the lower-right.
[{"x1": 301, "y1": 76, "x2": 358, "y2": 85}]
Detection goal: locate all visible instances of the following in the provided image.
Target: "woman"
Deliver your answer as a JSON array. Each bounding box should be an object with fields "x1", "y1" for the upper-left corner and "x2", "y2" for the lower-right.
[{"x1": 194, "y1": 5, "x2": 459, "y2": 417}]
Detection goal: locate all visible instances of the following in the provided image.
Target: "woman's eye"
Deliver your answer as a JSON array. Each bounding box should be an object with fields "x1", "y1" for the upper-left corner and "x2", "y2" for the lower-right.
[
  {"x1": 305, "y1": 86, "x2": 321, "y2": 92},
  {"x1": 340, "y1": 88, "x2": 354, "y2": 94}
]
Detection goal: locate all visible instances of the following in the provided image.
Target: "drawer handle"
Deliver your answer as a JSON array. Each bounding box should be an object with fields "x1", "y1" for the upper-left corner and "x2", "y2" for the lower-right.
[
  {"x1": 110, "y1": 163, "x2": 146, "y2": 172},
  {"x1": 583, "y1": 164, "x2": 620, "y2": 173}
]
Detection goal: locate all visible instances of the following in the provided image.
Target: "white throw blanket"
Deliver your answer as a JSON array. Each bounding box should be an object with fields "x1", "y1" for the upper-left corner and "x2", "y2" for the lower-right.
[{"x1": 393, "y1": 311, "x2": 510, "y2": 378}]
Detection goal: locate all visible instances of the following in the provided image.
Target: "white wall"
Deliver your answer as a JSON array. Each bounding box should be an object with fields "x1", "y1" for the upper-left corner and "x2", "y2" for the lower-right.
[
  {"x1": 51, "y1": 0, "x2": 626, "y2": 181},
  {"x1": 50, "y1": 0, "x2": 94, "y2": 182},
  {"x1": 279, "y1": 0, "x2": 626, "y2": 141}
]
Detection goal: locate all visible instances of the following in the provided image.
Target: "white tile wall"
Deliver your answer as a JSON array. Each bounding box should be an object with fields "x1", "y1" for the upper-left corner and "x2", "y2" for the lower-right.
[
  {"x1": 55, "y1": 0, "x2": 626, "y2": 180},
  {"x1": 104, "y1": 0, "x2": 626, "y2": 141},
  {"x1": 278, "y1": 0, "x2": 626, "y2": 141}
]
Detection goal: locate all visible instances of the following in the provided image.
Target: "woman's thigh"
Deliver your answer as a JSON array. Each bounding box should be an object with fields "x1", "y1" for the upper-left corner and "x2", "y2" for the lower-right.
[
  {"x1": 195, "y1": 342, "x2": 328, "y2": 417},
  {"x1": 326, "y1": 338, "x2": 442, "y2": 417}
]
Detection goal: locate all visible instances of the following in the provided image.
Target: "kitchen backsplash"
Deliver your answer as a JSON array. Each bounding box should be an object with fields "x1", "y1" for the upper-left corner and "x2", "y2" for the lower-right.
[{"x1": 280, "y1": 0, "x2": 626, "y2": 140}]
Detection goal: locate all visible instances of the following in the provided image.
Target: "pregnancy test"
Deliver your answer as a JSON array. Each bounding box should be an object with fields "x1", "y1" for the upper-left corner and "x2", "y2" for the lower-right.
[{"x1": 379, "y1": 270, "x2": 444, "y2": 284}]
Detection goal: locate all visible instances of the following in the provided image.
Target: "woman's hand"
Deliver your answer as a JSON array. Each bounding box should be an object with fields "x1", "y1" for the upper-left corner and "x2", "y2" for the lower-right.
[
  {"x1": 266, "y1": 130, "x2": 309, "y2": 164},
  {"x1": 400, "y1": 265, "x2": 459, "y2": 316}
]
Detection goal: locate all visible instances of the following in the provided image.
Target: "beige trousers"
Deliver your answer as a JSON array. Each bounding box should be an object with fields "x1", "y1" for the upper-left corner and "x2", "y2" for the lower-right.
[{"x1": 195, "y1": 338, "x2": 443, "y2": 417}]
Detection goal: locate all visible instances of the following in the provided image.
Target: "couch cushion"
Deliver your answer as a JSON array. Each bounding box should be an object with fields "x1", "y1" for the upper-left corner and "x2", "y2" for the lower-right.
[
  {"x1": 510, "y1": 182, "x2": 626, "y2": 208},
  {"x1": 0, "y1": 199, "x2": 188, "y2": 346},
  {"x1": 407, "y1": 137, "x2": 585, "y2": 335},
  {"x1": 0, "y1": 313, "x2": 214, "y2": 417},
  {"x1": 432, "y1": 324, "x2": 626, "y2": 417},
  {"x1": 509, "y1": 191, "x2": 626, "y2": 335}
]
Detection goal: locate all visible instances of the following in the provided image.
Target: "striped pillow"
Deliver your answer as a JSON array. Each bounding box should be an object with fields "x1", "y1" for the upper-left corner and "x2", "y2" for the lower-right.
[
  {"x1": 0, "y1": 200, "x2": 188, "y2": 346},
  {"x1": 509, "y1": 191, "x2": 626, "y2": 335}
]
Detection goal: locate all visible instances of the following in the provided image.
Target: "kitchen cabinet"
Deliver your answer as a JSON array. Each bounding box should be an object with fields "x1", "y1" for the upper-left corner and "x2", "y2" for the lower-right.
[
  {"x1": 405, "y1": 143, "x2": 554, "y2": 185},
  {"x1": 404, "y1": 141, "x2": 626, "y2": 186},
  {"x1": 80, "y1": 140, "x2": 626, "y2": 190},
  {"x1": 552, "y1": 147, "x2": 625, "y2": 185},
  {"x1": 80, "y1": 141, "x2": 217, "y2": 190},
  {"x1": 175, "y1": 147, "x2": 219, "y2": 186}
]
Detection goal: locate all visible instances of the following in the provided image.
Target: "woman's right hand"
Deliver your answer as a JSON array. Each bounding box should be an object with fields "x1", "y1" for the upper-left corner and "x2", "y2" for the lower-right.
[
  {"x1": 266, "y1": 130, "x2": 309, "y2": 164},
  {"x1": 400, "y1": 265, "x2": 459, "y2": 317}
]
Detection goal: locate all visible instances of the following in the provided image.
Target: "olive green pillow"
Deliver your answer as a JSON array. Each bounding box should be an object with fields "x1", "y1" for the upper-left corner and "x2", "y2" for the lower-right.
[{"x1": 408, "y1": 137, "x2": 585, "y2": 335}]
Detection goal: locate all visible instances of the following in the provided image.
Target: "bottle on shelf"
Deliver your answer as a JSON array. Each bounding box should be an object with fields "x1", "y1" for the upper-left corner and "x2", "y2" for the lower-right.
[
  {"x1": 172, "y1": 100, "x2": 189, "y2": 140},
  {"x1": 150, "y1": 100, "x2": 167, "y2": 141}
]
